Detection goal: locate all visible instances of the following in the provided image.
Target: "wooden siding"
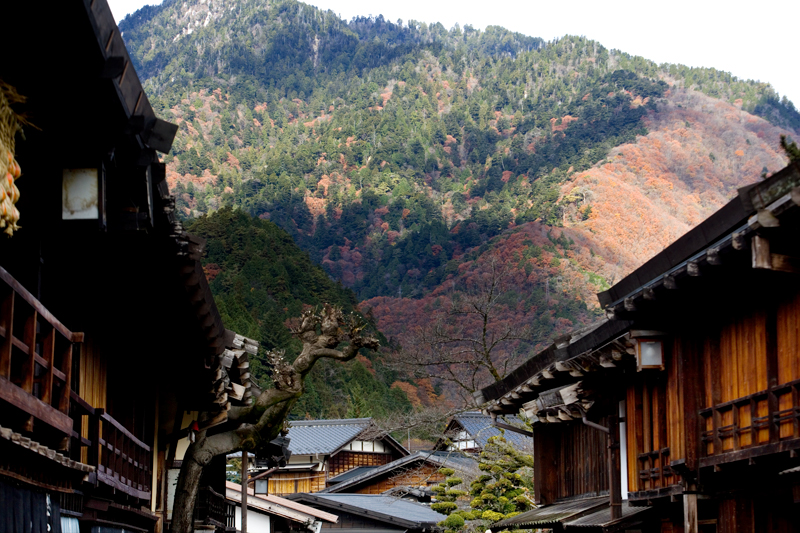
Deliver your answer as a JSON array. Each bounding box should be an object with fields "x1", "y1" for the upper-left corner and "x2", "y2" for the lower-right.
[
  {"x1": 353, "y1": 463, "x2": 445, "y2": 494},
  {"x1": 699, "y1": 293, "x2": 800, "y2": 456},
  {"x1": 777, "y1": 291, "x2": 800, "y2": 440},
  {"x1": 78, "y1": 334, "x2": 106, "y2": 464},
  {"x1": 328, "y1": 451, "x2": 392, "y2": 478},
  {"x1": 626, "y1": 369, "x2": 680, "y2": 493},
  {"x1": 554, "y1": 418, "x2": 609, "y2": 500},
  {"x1": 268, "y1": 471, "x2": 326, "y2": 495}
]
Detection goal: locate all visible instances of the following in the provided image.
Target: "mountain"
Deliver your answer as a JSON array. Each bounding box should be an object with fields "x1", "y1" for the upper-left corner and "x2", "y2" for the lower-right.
[
  {"x1": 119, "y1": 0, "x2": 798, "y2": 401},
  {"x1": 187, "y1": 208, "x2": 413, "y2": 419}
]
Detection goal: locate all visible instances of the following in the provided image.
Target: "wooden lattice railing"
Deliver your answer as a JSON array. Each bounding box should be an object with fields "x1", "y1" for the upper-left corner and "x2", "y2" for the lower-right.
[
  {"x1": 637, "y1": 447, "x2": 674, "y2": 490},
  {"x1": 0, "y1": 266, "x2": 151, "y2": 500},
  {"x1": 0, "y1": 266, "x2": 83, "y2": 437},
  {"x1": 70, "y1": 391, "x2": 152, "y2": 500},
  {"x1": 195, "y1": 486, "x2": 235, "y2": 530},
  {"x1": 699, "y1": 379, "x2": 800, "y2": 458}
]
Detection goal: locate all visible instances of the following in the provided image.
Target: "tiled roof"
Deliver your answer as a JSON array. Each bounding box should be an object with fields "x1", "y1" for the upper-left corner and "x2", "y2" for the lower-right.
[
  {"x1": 454, "y1": 412, "x2": 531, "y2": 450},
  {"x1": 297, "y1": 493, "x2": 446, "y2": 526},
  {"x1": 319, "y1": 451, "x2": 478, "y2": 493},
  {"x1": 287, "y1": 418, "x2": 372, "y2": 455}
]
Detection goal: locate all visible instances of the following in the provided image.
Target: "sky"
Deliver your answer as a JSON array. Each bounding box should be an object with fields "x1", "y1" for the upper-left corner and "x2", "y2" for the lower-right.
[{"x1": 108, "y1": 0, "x2": 799, "y2": 108}]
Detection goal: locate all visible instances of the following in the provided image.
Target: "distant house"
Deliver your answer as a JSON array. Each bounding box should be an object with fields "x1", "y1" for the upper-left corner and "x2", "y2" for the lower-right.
[
  {"x1": 434, "y1": 412, "x2": 530, "y2": 453},
  {"x1": 287, "y1": 493, "x2": 445, "y2": 533},
  {"x1": 267, "y1": 418, "x2": 408, "y2": 495},
  {"x1": 320, "y1": 450, "x2": 479, "y2": 496},
  {"x1": 225, "y1": 481, "x2": 338, "y2": 533}
]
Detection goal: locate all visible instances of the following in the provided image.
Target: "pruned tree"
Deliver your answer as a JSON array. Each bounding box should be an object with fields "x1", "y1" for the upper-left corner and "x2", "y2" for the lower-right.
[
  {"x1": 394, "y1": 256, "x2": 532, "y2": 405},
  {"x1": 170, "y1": 304, "x2": 380, "y2": 533}
]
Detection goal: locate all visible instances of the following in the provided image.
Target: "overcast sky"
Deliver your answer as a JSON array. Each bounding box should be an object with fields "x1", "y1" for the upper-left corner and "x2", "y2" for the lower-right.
[{"x1": 108, "y1": 0, "x2": 799, "y2": 108}]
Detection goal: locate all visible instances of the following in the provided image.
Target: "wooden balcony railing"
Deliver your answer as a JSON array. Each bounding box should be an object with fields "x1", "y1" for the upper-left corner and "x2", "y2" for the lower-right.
[
  {"x1": 0, "y1": 266, "x2": 151, "y2": 500},
  {"x1": 699, "y1": 378, "x2": 800, "y2": 462},
  {"x1": 0, "y1": 266, "x2": 83, "y2": 438},
  {"x1": 70, "y1": 392, "x2": 152, "y2": 500},
  {"x1": 195, "y1": 486, "x2": 235, "y2": 530},
  {"x1": 637, "y1": 447, "x2": 675, "y2": 490}
]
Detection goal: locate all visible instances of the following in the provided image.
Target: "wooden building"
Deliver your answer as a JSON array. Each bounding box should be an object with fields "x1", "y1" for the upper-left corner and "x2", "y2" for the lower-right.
[
  {"x1": 319, "y1": 450, "x2": 478, "y2": 496},
  {"x1": 0, "y1": 2, "x2": 268, "y2": 532},
  {"x1": 267, "y1": 419, "x2": 408, "y2": 496},
  {"x1": 225, "y1": 482, "x2": 338, "y2": 533},
  {"x1": 477, "y1": 162, "x2": 800, "y2": 532},
  {"x1": 433, "y1": 412, "x2": 530, "y2": 454}
]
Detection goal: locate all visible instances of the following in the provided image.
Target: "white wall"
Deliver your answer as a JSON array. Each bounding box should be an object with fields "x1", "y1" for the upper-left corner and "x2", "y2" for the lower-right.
[{"x1": 235, "y1": 505, "x2": 272, "y2": 533}]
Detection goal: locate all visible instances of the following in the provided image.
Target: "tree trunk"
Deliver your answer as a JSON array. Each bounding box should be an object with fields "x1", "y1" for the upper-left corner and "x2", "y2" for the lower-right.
[{"x1": 170, "y1": 440, "x2": 209, "y2": 533}]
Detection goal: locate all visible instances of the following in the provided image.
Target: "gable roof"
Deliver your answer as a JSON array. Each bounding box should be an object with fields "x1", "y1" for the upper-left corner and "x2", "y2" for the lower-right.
[
  {"x1": 287, "y1": 493, "x2": 445, "y2": 529},
  {"x1": 287, "y1": 418, "x2": 408, "y2": 456},
  {"x1": 319, "y1": 451, "x2": 478, "y2": 494},
  {"x1": 449, "y1": 412, "x2": 531, "y2": 450},
  {"x1": 225, "y1": 481, "x2": 338, "y2": 524}
]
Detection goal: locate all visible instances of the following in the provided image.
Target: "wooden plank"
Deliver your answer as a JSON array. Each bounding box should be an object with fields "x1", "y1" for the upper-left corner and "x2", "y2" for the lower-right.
[
  {"x1": 766, "y1": 306, "x2": 779, "y2": 443},
  {"x1": 0, "y1": 375, "x2": 73, "y2": 434},
  {"x1": 59, "y1": 345, "x2": 73, "y2": 414},
  {"x1": 100, "y1": 412, "x2": 151, "y2": 451},
  {"x1": 22, "y1": 311, "x2": 38, "y2": 394},
  {"x1": 0, "y1": 291, "x2": 13, "y2": 377},
  {"x1": 752, "y1": 235, "x2": 771, "y2": 269},
  {"x1": 40, "y1": 328, "x2": 56, "y2": 405}
]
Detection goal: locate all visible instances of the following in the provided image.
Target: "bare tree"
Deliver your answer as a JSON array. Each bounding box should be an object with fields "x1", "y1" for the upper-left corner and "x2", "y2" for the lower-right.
[
  {"x1": 171, "y1": 304, "x2": 379, "y2": 533},
  {"x1": 395, "y1": 257, "x2": 532, "y2": 405}
]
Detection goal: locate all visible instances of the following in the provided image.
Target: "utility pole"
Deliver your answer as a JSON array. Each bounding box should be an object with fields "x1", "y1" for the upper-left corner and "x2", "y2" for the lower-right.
[{"x1": 240, "y1": 451, "x2": 248, "y2": 533}]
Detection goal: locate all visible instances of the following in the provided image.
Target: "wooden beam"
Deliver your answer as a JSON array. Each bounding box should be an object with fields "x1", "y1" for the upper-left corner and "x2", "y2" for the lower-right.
[
  {"x1": 643, "y1": 287, "x2": 656, "y2": 300},
  {"x1": 59, "y1": 345, "x2": 73, "y2": 414},
  {"x1": 732, "y1": 231, "x2": 747, "y2": 250},
  {"x1": 687, "y1": 261, "x2": 701, "y2": 277},
  {"x1": 0, "y1": 267, "x2": 78, "y2": 342},
  {"x1": 624, "y1": 298, "x2": 636, "y2": 312},
  {"x1": 22, "y1": 311, "x2": 38, "y2": 394},
  {"x1": 0, "y1": 375, "x2": 73, "y2": 434},
  {"x1": 664, "y1": 275, "x2": 678, "y2": 290},
  {"x1": 752, "y1": 235, "x2": 771, "y2": 269},
  {"x1": 40, "y1": 328, "x2": 56, "y2": 405},
  {"x1": 0, "y1": 291, "x2": 13, "y2": 378},
  {"x1": 706, "y1": 247, "x2": 722, "y2": 266},
  {"x1": 684, "y1": 493, "x2": 698, "y2": 533},
  {"x1": 771, "y1": 253, "x2": 800, "y2": 274}
]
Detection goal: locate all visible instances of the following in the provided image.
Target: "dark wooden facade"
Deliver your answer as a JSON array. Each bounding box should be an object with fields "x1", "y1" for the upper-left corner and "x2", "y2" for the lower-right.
[
  {"x1": 0, "y1": 2, "x2": 249, "y2": 533},
  {"x1": 479, "y1": 162, "x2": 800, "y2": 532}
]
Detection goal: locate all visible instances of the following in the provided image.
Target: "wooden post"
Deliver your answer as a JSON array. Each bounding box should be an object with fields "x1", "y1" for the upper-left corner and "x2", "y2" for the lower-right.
[
  {"x1": 241, "y1": 450, "x2": 247, "y2": 533},
  {"x1": 608, "y1": 413, "x2": 622, "y2": 520},
  {"x1": 0, "y1": 291, "x2": 14, "y2": 378},
  {"x1": 683, "y1": 492, "x2": 698, "y2": 533}
]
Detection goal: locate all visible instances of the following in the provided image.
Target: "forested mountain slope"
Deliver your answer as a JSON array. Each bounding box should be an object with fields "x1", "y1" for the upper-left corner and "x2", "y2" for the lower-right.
[
  {"x1": 119, "y1": 0, "x2": 799, "y2": 403},
  {"x1": 188, "y1": 208, "x2": 413, "y2": 418}
]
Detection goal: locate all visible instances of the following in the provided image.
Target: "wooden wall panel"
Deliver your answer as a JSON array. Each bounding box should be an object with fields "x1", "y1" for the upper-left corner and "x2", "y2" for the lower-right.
[
  {"x1": 268, "y1": 472, "x2": 326, "y2": 495},
  {"x1": 719, "y1": 311, "x2": 767, "y2": 403},
  {"x1": 554, "y1": 418, "x2": 608, "y2": 500},
  {"x1": 777, "y1": 290, "x2": 800, "y2": 385},
  {"x1": 78, "y1": 334, "x2": 106, "y2": 409},
  {"x1": 328, "y1": 452, "x2": 392, "y2": 478},
  {"x1": 353, "y1": 463, "x2": 445, "y2": 495},
  {"x1": 666, "y1": 343, "x2": 685, "y2": 462}
]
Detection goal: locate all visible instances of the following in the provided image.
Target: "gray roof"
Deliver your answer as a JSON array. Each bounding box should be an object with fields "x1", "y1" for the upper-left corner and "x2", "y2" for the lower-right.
[
  {"x1": 495, "y1": 497, "x2": 607, "y2": 527},
  {"x1": 563, "y1": 502, "x2": 651, "y2": 528},
  {"x1": 453, "y1": 412, "x2": 531, "y2": 450},
  {"x1": 327, "y1": 466, "x2": 379, "y2": 483},
  {"x1": 319, "y1": 451, "x2": 478, "y2": 494},
  {"x1": 287, "y1": 418, "x2": 373, "y2": 455},
  {"x1": 295, "y1": 493, "x2": 446, "y2": 527}
]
